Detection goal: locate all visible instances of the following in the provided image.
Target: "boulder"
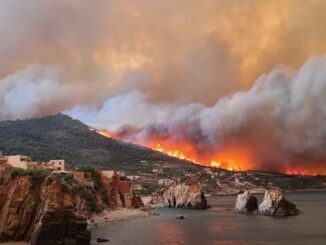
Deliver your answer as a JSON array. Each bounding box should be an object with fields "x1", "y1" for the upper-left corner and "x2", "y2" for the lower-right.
[
  {"x1": 235, "y1": 191, "x2": 258, "y2": 214},
  {"x1": 151, "y1": 179, "x2": 208, "y2": 209},
  {"x1": 258, "y1": 190, "x2": 299, "y2": 216}
]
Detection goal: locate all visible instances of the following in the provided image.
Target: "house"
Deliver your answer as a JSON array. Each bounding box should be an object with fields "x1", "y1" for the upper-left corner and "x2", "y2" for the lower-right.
[
  {"x1": 101, "y1": 170, "x2": 116, "y2": 178},
  {"x1": 100, "y1": 170, "x2": 133, "y2": 208},
  {"x1": 48, "y1": 160, "x2": 65, "y2": 171},
  {"x1": 152, "y1": 167, "x2": 164, "y2": 174},
  {"x1": 158, "y1": 178, "x2": 173, "y2": 186},
  {"x1": 7, "y1": 155, "x2": 32, "y2": 170},
  {"x1": 127, "y1": 175, "x2": 141, "y2": 181},
  {"x1": 132, "y1": 184, "x2": 143, "y2": 191},
  {"x1": 72, "y1": 171, "x2": 94, "y2": 189}
]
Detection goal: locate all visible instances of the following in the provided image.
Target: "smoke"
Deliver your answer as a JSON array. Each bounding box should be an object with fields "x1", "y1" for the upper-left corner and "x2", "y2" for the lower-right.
[
  {"x1": 0, "y1": 65, "x2": 68, "y2": 119},
  {"x1": 1, "y1": 1, "x2": 326, "y2": 110},
  {"x1": 0, "y1": 0, "x2": 326, "y2": 171},
  {"x1": 67, "y1": 57, "x2": 326, "y2": 172}
]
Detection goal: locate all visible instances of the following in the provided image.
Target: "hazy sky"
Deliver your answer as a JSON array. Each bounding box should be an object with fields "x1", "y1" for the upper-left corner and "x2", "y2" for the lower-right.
[
  {"x1": 0, "y1": 0, "x2": 325, "y2": 172},
  {"x1": 1, "y1": 0, "x2": 326, "y2": 119}
]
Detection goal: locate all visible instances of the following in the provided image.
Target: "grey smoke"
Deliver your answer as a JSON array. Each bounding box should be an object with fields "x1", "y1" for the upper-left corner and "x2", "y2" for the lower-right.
[{"x1": 67, "y1": 57, "x2": 326, "y2": 171}]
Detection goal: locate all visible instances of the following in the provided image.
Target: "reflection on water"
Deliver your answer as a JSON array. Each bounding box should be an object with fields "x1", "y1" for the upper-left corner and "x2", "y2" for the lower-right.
[
  {"x1": 92, "y1": 193, "x2": 326, "y2": 245},
  {"x1": 155, "y1": 222, "x2": 186, "y2": 245}
]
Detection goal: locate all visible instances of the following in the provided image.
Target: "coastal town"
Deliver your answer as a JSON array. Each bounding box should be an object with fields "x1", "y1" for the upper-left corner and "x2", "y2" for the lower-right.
[
  {"x1": 0, "y1": 151, "x2": 137, "y2": 209},
  {"x1": 1, "y1": 150, "x2": 326, "y2": 244}
]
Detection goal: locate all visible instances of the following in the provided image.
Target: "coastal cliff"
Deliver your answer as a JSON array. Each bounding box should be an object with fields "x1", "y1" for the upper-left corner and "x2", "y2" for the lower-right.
[
  {"x1": 0, "y1": 175, "x2": 97, "y2": 244},
  {"x1": 151, "y1": 179, "x2": 208, "y2": 209}
]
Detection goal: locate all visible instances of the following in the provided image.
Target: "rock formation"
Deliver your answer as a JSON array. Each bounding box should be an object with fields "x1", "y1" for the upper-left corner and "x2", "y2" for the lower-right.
[
  {"x1": 0, "y1": 175, "x2": 92, "y2": 244},
  {"x1": 235, "y1": 191, "x2": 258, "y2": 214},
  {"x1": 151, "y1": 179, "x2": 208, "y2": 209},
  {"x1": 258, "y1": 190, "x2": 299, "y2": 216}
]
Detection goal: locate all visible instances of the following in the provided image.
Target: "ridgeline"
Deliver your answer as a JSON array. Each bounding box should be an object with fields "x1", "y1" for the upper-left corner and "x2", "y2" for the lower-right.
[{"x1": 0, "y1": 113, "x2": 189, "y2": 170}]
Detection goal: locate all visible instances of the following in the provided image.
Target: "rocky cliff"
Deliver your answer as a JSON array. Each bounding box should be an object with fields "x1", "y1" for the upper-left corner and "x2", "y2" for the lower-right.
[
  {"x1": 151, "y1": 179, "x2": 208, "y2": 209},
  {"x1": 0, "y1": 175, "x2": 96, "y2": 244}
]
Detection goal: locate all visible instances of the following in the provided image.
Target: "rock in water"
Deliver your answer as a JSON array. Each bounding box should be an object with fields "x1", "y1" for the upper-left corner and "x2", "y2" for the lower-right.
[
  {"x1": 235, "y1": 191, "x2": 258, "y2": 214},
  {"x1": 176, "y1": 215, "x2": 185, "y2": 219},
  {"x1": 258, "y1": 190, "x2": 299, "y2": 216},
  {"x1": 151, "y1": 179, "x2": 208, "y2": 209}
]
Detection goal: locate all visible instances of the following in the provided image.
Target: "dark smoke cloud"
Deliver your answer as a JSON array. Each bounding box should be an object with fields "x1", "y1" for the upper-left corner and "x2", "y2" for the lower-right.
[
  {"x1": 68, "y1": 57, "x2": 326, "y2": 171},
  {"x1": 0, "y1": 1, "x2": 326, "y2": 171}
]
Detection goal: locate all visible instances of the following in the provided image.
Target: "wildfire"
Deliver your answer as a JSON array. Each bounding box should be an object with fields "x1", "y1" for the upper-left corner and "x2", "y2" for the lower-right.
[
  {"x1": 96, "y1": 129, "x2": 326, "y2": 175},
  {"x1": 144, "y1": 139, "x2": 253, "y2": 171},
  {"x1": 96, "y1": 129, "x2": 118, "y2": 139}
]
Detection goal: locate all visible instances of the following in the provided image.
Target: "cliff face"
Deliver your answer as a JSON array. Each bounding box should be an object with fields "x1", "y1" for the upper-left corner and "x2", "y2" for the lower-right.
[
  {"x1": 0, "y1": 176, "x2": 92, "y2": 244},
  {"x1": 151, "y1": 179, "x2": 208, "y2": 209}
]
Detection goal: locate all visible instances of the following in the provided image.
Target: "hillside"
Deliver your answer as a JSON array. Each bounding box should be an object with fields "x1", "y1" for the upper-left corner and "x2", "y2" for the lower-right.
[
  {"x1": 0, "y1": 113, "x2": 192, "y2": 170},
  {"x1": 0, "y1": 114, "x2": 325, "y2": 194}
]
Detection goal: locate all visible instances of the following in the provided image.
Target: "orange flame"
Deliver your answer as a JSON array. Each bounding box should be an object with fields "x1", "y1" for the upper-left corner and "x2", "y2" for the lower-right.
[
  {"x1": 96, "y1": 129, "x2": 326, "y2": 175},
  {"x1": 141, "y1": 138, "x2": 254, "y2": 171}
]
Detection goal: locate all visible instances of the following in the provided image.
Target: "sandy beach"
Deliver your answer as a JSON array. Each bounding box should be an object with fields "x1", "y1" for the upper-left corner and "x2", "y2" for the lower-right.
[{"x1": 90, "y1": 208, "x2": 153, "y2": 226}]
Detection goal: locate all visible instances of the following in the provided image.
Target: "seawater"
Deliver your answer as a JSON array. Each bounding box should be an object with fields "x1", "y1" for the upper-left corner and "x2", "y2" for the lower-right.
[{"x1": 92, "y1": 193, "x2": 326, "y2": 245}]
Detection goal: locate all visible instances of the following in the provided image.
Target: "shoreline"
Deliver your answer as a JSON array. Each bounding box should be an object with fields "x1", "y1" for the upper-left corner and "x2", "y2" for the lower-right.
[
  {"x1": 209, "y1": 188, "x2": 326, "y2": 197},
  {"x1": 89, "y1": 208, "x2": 153, "y2": 227}
]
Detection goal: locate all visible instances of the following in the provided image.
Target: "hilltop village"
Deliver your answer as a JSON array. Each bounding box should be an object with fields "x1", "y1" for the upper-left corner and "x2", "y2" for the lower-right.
[{"x1": 0, "y1": 151, "x2": 138, "y2": 209}]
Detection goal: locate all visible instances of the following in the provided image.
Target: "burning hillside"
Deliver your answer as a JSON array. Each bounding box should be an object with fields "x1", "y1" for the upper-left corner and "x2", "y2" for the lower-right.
[
  {"x1": 97, "y1": 129, "x2": 325, "y2": 176},
  {"x1": 81, "y1": 56, "x2": 326, "y2": 176},
  {"x1": 0, "y1": 1, "x2": 325, "y2": 176}
]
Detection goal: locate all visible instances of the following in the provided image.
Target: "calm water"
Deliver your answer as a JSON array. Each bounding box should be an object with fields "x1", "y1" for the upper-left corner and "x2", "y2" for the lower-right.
[{"x1": 92, "y1": 193, "x2": 326, "y2": 245}]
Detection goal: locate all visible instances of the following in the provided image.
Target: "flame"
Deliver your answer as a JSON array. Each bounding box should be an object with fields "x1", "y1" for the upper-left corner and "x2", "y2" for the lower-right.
[
  {"x1": 96, "y1": 129, "x2": 118, "y2": 139},
  {"x1": 96, "y1": 129, "x2": 326, "y2": 175},
  {"x1": 143, "y1": 138, "x2": 254, "y2": 171}
]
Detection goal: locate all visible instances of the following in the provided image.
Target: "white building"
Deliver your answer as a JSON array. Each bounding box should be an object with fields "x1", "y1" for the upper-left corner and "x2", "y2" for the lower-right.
[
  {"x1": 48, "y1": 160, "x2": 65, "y2": 171},
  {"x1": 7, "y1": 155, "x2": 32, "y2": 170},
  {"x1": 101, "y1": 170, "x2": 117, "y2": 178},
  {"x1": 158, "y1": 178, "x2": 173, "y2": 186}
]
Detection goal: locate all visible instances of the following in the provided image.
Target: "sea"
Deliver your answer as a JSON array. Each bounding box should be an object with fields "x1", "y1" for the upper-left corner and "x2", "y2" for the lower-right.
[{"x1": 92, "y1": 192, "x2": 326, "y2": 245}]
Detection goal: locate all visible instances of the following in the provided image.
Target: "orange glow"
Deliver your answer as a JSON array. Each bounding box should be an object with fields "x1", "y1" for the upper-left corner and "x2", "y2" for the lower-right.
[
  {"x1": 96, "y1": 129, "x2": 118, "y2": 139},
  {"x1": 135, "y1": 137, "x2": 254, "y2": 172},
  {"x1": 96, "y1": 129, "x2": 326, "y2": 175}
]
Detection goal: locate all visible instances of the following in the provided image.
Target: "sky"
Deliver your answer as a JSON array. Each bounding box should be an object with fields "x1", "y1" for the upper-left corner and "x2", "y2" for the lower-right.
[{"x1": 0, "y1": 0, "x2": 325, "y2": 173}]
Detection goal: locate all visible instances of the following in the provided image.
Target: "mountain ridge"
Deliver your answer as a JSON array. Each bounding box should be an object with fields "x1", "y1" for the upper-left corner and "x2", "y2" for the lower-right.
[{"x1": 0, "y1": 113, "x2": 190, "y2": 170}]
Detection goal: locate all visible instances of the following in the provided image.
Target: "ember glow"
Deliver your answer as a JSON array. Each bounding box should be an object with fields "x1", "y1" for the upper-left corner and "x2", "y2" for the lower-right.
[
  {"x1": 96, "y1": 128, "x2": 326, "y2": 176},
  {"x1": 97, "y1": 129, "x2": 255, "y2": 172}
]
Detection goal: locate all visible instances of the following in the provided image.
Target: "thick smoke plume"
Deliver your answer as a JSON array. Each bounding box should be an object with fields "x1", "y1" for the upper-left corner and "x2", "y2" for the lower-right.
[
  {"x1": 0, "y1": 1, "x2": 326, "y2": 172},
  {"x1": 68, "y1": 57, "x2": 326, "y2": 173}
]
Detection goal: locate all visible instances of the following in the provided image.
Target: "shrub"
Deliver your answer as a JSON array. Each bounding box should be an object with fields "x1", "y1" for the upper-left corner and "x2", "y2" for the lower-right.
[
  {"x1": 10, "y1": 168, "x2": 49, "y2": 181},
  {"x1": 11, "y1": 168, "x2": 27, "y2": 177},
  {"x1": 26, "y1": 169, "x2": 49, "y2": 181}
]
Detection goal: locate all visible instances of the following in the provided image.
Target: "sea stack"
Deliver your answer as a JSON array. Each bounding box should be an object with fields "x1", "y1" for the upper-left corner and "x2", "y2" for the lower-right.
[
  {"x1": 151, "y1": 179, "x2": 208, "y2": 209},
  {"x1": 235, "y1": 191, "x2": 258, "y2": 214},
  {"x1": 258, "y1": 190, "x2": 299, "y2": 217}
]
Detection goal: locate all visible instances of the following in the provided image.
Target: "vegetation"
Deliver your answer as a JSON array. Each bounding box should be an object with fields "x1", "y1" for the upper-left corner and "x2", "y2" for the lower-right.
[
  {"x1": 77, "y1": 165, "x2": 108, "y2": 204},
  {"x1": 11, "y1": 168, "x2": 49, "y2": 181},
  {"x1": 0, "y1": 113, "x2": 189, "y2": 170}
]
